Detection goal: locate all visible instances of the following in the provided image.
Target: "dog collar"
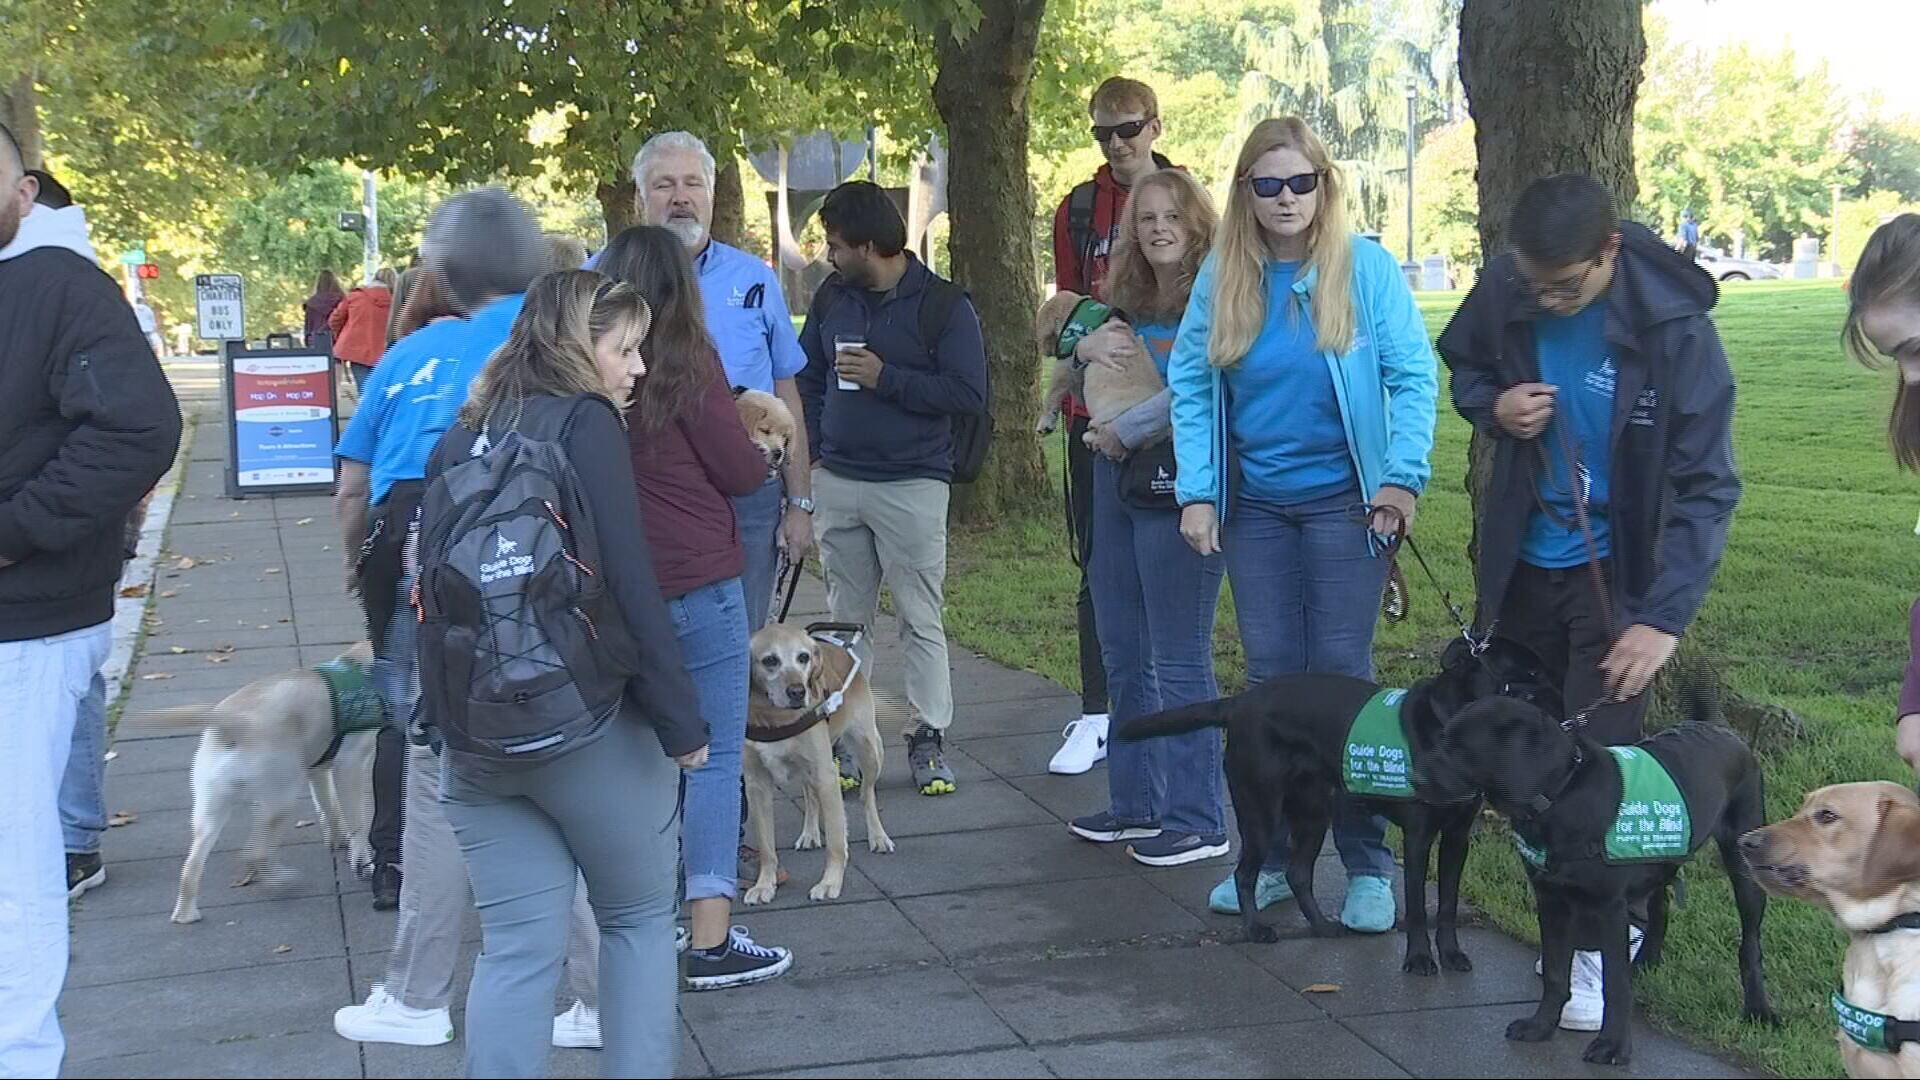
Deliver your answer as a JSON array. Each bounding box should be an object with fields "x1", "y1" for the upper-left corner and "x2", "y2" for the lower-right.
[
  {"x1": 748, "y1": 624, "x2": 865, "y2": 744},
  {"x1": 1524, "y1": 745, "x2": 1585, "y2": 816},
  {"x1": 1867, "y1": 913, "x2": 1920, "y2": 935},
  {"x1": 1835, "y1": 990, "x2": 1920, "y2": 1053}
]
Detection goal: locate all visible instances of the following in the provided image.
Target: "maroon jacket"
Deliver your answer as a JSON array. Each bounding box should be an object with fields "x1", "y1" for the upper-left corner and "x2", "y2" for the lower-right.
[{"x1": 628, "y1": 365, "x2": 767, "y2": 599}]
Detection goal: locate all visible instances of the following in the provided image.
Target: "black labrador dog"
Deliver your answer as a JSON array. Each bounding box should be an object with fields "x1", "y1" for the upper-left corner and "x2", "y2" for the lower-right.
[
  {"x1": 1120, "y1": 635, "x2": 1558, "y2": 976},
  {"x1": 1423, "y1": 692, "x2": 1779, "y2": 1066}
]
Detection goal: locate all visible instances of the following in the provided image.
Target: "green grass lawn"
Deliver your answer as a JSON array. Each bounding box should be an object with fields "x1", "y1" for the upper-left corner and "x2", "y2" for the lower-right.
[{"x1": 943, "y1": 279, "x2": 1906, "y2": 1077}]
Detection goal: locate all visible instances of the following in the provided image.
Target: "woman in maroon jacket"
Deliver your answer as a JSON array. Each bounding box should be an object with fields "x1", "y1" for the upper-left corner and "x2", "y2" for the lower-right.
[{"x1": 592, "y1": 225, "x2": 795, "y2": 992}]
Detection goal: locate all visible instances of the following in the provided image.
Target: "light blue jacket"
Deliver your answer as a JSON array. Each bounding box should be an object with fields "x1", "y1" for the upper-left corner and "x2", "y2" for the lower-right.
[{"x1": 1168, "y1": 236, "x2": 1439, "y2": 513}]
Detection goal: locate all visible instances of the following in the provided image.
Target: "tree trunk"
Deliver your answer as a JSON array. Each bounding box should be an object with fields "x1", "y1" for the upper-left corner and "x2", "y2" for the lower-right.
[
  {"x1": 596, "y1": 178, "x2": 638, "y2": 241},
  {"x1": 1456, "y1": 0, "x2": 1789, "y2": 740},
  {"x1": 711, "y1": 155, "x2": 747, "y2": 252},
  {"x1": 932, "y1": 0, "x2": 1050, "y2": 524},
  {"x1": 1458, "y1": 0, "x2": 1645, "y2": 570},
  {"x1": 1, "y1": 70, "x2": 43, "y2": 170}
]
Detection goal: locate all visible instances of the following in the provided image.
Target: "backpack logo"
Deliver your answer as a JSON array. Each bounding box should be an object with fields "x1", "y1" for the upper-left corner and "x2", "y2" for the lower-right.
[
  {"x1": 478, "y1": 529, "x2": 535, "y2": 586},
  {"x1": 494, "y1": 535, "x2": 518, "y2": 557}
]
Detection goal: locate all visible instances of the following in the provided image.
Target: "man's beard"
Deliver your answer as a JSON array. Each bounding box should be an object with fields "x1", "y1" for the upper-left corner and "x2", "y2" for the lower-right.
[
  {"x1": 0, "y1": 197, "x2": 20, "y2": 252},
  {"x1": 662, "y1": 216, "x2": 706, "y2": 250}
]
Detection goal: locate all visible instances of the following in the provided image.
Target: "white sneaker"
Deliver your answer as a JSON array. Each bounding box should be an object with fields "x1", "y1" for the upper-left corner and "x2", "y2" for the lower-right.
[
  {"x1": 552, "y1": 1000, "x2": 601, "y2": 1049},
  {"x1": 1049, "y1": 715, "x2": 1109, "y2": 775},
  {"x1": 333, "y1": 986, "x2": 454, "y2": 1046},
  {"x1": 1547, "y1": 926, "x2": 1645, "y2": 1032}
]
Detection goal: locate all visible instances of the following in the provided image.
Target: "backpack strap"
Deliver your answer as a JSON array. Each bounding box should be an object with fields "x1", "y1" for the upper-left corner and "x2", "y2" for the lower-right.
[
  {"x1": 1066, "y1": 180, "x2": 1099, "y2": 276},
  {"x1": 917, "y1": 275, "x2": 963, "y2": 355}
]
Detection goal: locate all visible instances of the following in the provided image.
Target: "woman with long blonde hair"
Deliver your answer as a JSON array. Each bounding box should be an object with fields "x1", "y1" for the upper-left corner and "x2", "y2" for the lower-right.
[
  {"x1": 1165, "y1": 117, "x2": 1438, "y2": 926},
  {"x1": 430, "y1": 269, "x2": 709, "y2": 1078},
  {"x1": 1060, "y1": 169, "x2": 1234, "y2": 869}
]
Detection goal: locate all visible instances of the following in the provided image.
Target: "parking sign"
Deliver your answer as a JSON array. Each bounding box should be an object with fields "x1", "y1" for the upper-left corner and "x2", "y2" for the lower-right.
[{"x1": 195, "y1": 274, "x2": 246, "y2": 340}]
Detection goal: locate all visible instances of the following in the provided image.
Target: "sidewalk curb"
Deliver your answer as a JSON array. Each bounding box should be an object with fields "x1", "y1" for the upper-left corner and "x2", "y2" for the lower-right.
[{"x1": 103, "y1": 415, "x2": 196, "y2": 713}]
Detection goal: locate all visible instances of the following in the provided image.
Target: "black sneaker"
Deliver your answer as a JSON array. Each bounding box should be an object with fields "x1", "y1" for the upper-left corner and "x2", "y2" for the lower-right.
[
  {"x1": 67, "y1": 852, "x2": 106, "y2": 899},
  {"x1": 1127, "y1": 831, "x2": 1231, "y2": 868},
  {"x1": 906, "y1": 727, "x2": 956, "y2": 796},
  {"x1": 684, "y1": 925, "x2": 793, "y2": 991},
  {"x1": 1068, "y1": 811, "x2": 1162, "y2": 844},
  {"x1": 371, "y1": 863, "x2": 401, "y2": 910}
]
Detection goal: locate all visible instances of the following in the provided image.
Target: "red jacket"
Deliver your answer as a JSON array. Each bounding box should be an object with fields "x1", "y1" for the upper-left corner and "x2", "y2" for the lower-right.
[
  {"x1": 1050, "y1": 153, "x2": 1176, "y2": 417},
  {"x1": 627, "y1": 363, "x2": 768, "y2": 599},
  {"x1": 329, "y1": 286, "x2": 392, "y2": 366}
]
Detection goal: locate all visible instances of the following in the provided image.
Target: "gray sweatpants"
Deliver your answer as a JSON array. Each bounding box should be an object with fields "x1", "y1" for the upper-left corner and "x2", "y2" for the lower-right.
[{"x1": 442, "y1": 716, "x2": 682, "y2": 1079}]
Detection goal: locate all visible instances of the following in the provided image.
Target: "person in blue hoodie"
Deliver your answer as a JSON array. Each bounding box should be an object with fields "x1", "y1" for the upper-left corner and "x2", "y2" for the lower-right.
[{"x1": 1167, "y1": 116, "x2": 1438, "y2": 931}]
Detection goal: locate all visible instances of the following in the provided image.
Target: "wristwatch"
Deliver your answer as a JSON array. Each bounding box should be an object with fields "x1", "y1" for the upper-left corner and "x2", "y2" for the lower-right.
[{"x1": 786, "y1": 496, "x2": 815, "y2": 514}]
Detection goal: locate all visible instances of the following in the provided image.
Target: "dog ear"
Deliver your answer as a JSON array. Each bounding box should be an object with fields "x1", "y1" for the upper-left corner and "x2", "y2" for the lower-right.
[
  {"x1": 1864, "y1": 798, "x2": 1920, "y2": 891},
  {"x1": 1440, "y1": 635, "x2": 1470, "y2": 670},
  {"x1": 811, "y1": 643, "x2": 852, "y2": 700}
]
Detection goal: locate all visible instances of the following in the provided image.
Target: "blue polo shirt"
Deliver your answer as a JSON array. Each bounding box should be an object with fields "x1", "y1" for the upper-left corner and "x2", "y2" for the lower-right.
[
  {"x1": 588, "y1": 239, "x2": 805, "y2": 393},
  {"x1": 335, "y1": 294, "x2": 525, "y2": 504}
]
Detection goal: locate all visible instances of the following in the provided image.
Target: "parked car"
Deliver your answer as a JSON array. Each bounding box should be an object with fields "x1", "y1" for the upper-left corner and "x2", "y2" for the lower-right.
[{"x1": 1695, "y1": 247, "x2": 1782, "y2": 282}]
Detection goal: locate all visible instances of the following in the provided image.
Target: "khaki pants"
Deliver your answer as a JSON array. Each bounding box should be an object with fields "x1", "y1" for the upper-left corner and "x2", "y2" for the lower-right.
[{"x1": 812, "y1": 467, "x2": 954, "y2": 734}]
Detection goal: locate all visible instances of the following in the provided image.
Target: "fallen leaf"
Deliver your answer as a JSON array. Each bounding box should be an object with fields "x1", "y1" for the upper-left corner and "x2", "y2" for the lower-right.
[
  {"x1": 1303, "y1": 983, "x2": 1341, "y2": 994},
  {"x1": 172, "y1": 556, "x2": 197, "y2": 571},
  {"x1": 257, "y1": 624, "x2": 270, "y2": 630},
  {"x1": 159, "y1": 590, "x2": 177, "y2": 598},
  {"x1": 263, "y1": 567, "x2": 282, "y2": 575},
  {"x1": 294, "y1": 517, "x2": 314, "y2": 526},
  {"x1": 272, "y1": 944, "x2": 292, "y2": 954},
  {"x1": 103, "y1": 750, "x2": 117, "y2": 762},
  {"x1": 108, "y1": 811, "x2": 137, "y2": 827},
  {"x1": 168, "y1": 646, "x2": 187, "y2": 655},
  {"x1": 208, "y1": 655, "x2": 231, "y2": 664},
  {"x1": 216, "y1": 643, "x2": 236, "y2": 653},
  {"x1": 277, "y1": 618, "x2": 291, "y2": 624},
  {"x1": 118, "y1": 583, "x2": 149, "y2": 598},
  {"x1": 140, "y1": 672, "x2": 174, "y2": 681},
  {"x1": 294, "y1": 819, "x2": 315, "y2": 828},
  {"x1": 194, "y1": 618, "x2": 209, "y2": 624}
]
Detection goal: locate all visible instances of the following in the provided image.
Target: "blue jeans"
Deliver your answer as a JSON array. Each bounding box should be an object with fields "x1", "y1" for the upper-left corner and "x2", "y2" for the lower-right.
[
  {"x1": 1088, "y1": 456, "x2": 1227, "y2": 836},
  {"x1": 670, "y1": 578, "x2": 750, "y2": 902},
  {"x1": 1223, "y1": 488, "x2": 1396, "y2": 879},
  {"x1": 61, "y1": 672, "x2": 108, "y2": 854},
  {"x1": 734, "y1": 475, "x2": 784, "y2": 632}
]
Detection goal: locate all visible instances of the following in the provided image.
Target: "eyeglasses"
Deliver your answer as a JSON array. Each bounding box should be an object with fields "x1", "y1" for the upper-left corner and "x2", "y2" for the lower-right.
[
  {"x1": 1090, "y1": 117, "x2": 1154, "y2": 143},
  {"x1": 1247, "y1": 172, "x2": 1321, "y2": 198},
  {"x1": 1511, "y1": 257, "x2": 1599, "y2": 305}
]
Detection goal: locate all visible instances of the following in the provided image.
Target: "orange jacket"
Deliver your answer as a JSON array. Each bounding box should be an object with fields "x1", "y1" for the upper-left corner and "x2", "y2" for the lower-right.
[{"x1": 328, "y1": 286, "x2": 393, "y2": 366}]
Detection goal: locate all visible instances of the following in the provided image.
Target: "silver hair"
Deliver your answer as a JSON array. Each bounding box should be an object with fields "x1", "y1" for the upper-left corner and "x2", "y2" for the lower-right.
[
  {"x1": 631, "y1": 131, "x2": 716, "y2": 191},
  {"x1": 421, "y1": 187, "x2": 544, "y2": 315}
]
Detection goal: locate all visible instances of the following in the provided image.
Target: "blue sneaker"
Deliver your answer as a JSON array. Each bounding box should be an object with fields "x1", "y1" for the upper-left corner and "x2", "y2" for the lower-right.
[
  {"x1": 1341, "y1": 874, "x2": 1396, "y2": 933},
  {"x1": 1208, "y1": 870, "x2": 1293, "y2": 914}
]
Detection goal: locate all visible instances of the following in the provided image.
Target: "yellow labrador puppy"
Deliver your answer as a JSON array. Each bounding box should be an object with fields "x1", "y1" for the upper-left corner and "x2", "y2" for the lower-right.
[
  {"x1": 1743, "y1": 781, "x2": 1920, "y2": 1077},
  {"x1": 733, "y1": 388, "x2": 795, "y2": 476},
  {"x1": 132, "y1": 642, "x2": 381, "y2": 924},
  {"x1": 743, "y1": 622, "x2": 894, "y2": 905}
]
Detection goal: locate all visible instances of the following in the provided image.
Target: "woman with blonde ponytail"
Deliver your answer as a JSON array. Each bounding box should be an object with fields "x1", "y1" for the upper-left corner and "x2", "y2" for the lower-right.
[{"x1": 1165, "y1": 117, "x2": 1438, "y2": 927}]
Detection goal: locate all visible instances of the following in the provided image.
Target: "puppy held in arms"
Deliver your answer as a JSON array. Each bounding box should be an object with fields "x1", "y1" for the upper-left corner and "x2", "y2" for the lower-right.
[
  {"x1": 742, "y1": 622, "x2": 895, "y2": 906},
  {"x1": 732, "y1": 387, "x2": 795, "y2": 479},
  {"x1": 1032, "y1": 291, "x2": 1167, "y2": 438},
  {"x1": 128, "y1": 642, "x2": 385, "y2": 925}
]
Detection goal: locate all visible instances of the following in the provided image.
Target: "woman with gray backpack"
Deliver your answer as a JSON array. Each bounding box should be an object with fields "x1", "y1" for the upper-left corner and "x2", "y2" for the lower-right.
[{"x1": 417, "y1": 269, "x2": 707, "y2": 1078}]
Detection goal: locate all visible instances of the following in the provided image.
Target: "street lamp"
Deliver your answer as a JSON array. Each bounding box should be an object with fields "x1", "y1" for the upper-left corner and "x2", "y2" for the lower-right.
[{"x1": 1404, "y1": 77, "x2": 1417, "y2": 267}]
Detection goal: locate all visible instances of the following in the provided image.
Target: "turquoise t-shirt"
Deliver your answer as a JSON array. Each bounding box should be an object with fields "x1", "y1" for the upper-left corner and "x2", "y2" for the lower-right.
[
  {"x1": 1522, "y1": 297, "x2": 1614, "y2": 567},
  {"x1": 1221, "y1": 262, "x2": 1352, "y2": 504}
]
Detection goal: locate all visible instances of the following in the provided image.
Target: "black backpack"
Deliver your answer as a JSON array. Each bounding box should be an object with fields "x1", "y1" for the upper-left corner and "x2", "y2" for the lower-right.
[
  {"x1": 915, "y1": 275, "x2": 994, "y2": 485},
  {"x1": 414, "y1": 397, "x2": 641, "y2": 761}
]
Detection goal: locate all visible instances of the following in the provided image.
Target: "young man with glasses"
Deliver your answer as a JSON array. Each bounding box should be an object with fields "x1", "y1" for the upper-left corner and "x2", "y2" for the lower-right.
[
  {"x1": 1437, "y1": 173, "x2": 1740, "y2": 1033},
  {"x1": 1045, "y1": 75, "x2": 1176, "y2": 777}
]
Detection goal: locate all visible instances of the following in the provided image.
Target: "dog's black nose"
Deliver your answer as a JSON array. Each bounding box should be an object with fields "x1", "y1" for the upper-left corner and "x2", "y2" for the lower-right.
[{"x1": 784, "y1": 686, "x2": 807, "y2": 706}]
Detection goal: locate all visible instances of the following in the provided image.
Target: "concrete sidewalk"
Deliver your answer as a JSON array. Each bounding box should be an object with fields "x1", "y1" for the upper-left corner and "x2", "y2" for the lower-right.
[{"x1": 58, "y1": 359, "x2": 1756, "y2": 1078}]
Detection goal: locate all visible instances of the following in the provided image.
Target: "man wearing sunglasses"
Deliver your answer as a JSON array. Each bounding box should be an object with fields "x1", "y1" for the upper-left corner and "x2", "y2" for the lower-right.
[
  {"x1": 1436, "y1": 173, "x2": 1739, "y2": 1031},
  {"x1": 1045, "y1": 75, "x2": 1178, "y2": 778}
]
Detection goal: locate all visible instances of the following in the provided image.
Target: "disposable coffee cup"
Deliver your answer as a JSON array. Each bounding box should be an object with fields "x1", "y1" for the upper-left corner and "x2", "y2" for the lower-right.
[{"x1": 833, "y1": 334, "x2": 865, "y2": 391}]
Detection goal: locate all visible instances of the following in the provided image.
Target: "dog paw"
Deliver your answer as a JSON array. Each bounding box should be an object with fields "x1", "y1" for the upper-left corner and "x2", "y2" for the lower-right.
[
  {"x1": 742, "y1": 883, "x2": 777, "y2": 906},
  {"x1": 869, "y1": 833, "x2": 896, "y2": 854},
  {"x1": 1505, "y1": 1017, "x2": 1557, "y2": 1044},
  {"x1": 808, "y1": 880, "x2": 843, "y2": 902},
  {"x1": 1744, "y1": 1006, "x2": 1783, "y2": 1029},
  {"x1": 231, "y1": 869, "x2": 256, "y2": 888},
  {"x1": 1402, "y1": 952, "x2": 1438, "y2": 976},
  {"x1": 1245, "y1": 921, "x2": 1280, "y2": 944},
  {"x1": 1580, "y1": 1035, "x2": 1631, "y2": 1066},
  {"x1": 1441, "y1": 949, "x2": 1474, "y2": 973},
  {"x1": 349, "y1": 843, "x2": 376, "y2": 878},
  {"x1": 794, "y1": 829, "x2": 823, "y2": 851},
  {"x1": 170, "y1": 906, "x2": 202, "y2": 925},
  {"x1": 1310, "y1": 921, "x2": 1346, "y2": 939}
]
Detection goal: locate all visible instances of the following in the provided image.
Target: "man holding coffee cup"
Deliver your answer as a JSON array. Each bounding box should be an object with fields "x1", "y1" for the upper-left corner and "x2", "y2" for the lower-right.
[{"x1": 797, "y1": 181, "x2": 988, "y2": 797}]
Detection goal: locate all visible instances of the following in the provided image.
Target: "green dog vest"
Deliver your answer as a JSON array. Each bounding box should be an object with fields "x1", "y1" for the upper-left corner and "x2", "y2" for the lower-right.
[
  {"x1": 1342, "y1": 689, "x2": 1414, "y2": 799},
  {"x1": 313, "y1": 657, "x2": 385, "y2": 767},
  {"x1": 1513, "y1": 745, "x2": 1691, "y2": 867}
]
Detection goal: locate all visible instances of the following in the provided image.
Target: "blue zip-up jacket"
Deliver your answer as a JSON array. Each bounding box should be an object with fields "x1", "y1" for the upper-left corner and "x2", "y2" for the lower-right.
[{"x1": 1168, "y1": 235, "x2": 1439, "y2": 513}]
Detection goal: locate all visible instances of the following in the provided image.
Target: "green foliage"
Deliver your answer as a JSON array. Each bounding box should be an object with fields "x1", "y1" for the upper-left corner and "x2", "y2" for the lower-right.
[
  {"x1": 1378, "y1": 117, "x2": 1478, "y2": 272},
  {"x1": 1848, "y1": 115, "x2": 1920, "y2": 203}
]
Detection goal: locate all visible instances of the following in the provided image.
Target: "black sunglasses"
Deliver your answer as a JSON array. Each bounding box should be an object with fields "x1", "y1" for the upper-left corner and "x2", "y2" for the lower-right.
[
  {"x1": 1247, "y1": 172, "x2": 1321, "y2": 198},
  {"x1": 1090, "y1": 117, "x2": 1154, "y2": 143}
]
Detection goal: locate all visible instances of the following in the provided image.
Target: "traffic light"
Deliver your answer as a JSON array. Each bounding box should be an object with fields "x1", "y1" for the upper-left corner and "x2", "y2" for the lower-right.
[{"x1": 136, "y1": 263, "x2": 160, "y2": 280}]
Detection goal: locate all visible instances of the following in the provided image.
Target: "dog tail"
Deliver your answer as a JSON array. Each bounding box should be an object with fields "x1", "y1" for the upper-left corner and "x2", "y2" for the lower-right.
[
  {"x1": 127, "y1": 705, "x2": 251, "y2": 740},
  {"x1": 1117, "y1": 699, "x2": 1228, "y2": 741}
]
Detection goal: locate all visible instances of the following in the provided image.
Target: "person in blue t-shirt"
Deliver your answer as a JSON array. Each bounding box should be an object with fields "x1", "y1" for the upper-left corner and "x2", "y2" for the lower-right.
[
  {"x1": 629, "y1": 132, "x2": 813, "y2": 633},
  {"x1": 1167, "y1": 117, "x2": 1439, "y2": 930}
]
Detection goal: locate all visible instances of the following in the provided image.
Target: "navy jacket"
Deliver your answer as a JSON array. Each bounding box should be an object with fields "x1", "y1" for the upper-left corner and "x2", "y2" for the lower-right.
[
  {"x1": 797, "y1": 255, "x2": 987, "y2": 483},
  {"x1": 1437, "y1": 221, "x2": 1740, "y2": 637}
]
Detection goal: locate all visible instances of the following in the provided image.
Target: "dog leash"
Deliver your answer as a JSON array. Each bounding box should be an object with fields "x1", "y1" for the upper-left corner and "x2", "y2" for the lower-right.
[
  {"x1": 1367, "y1": 503, "x2": 1479, "y2": 648},
  {"x1": 773, "y1": 552, "x2": 805, "y2": 625}
]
